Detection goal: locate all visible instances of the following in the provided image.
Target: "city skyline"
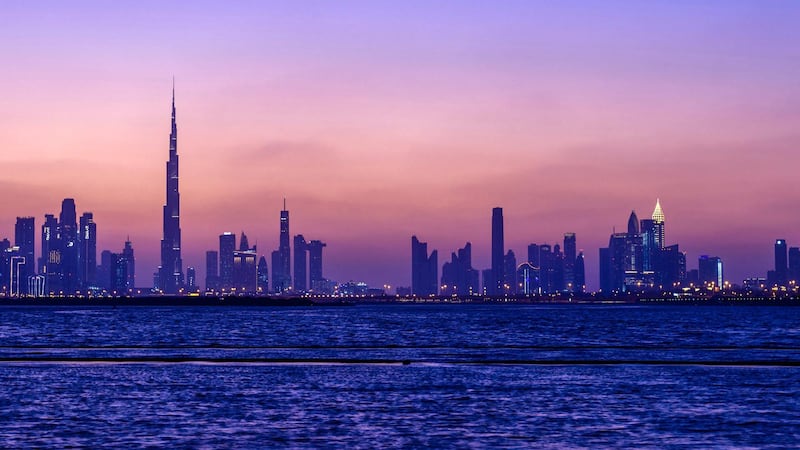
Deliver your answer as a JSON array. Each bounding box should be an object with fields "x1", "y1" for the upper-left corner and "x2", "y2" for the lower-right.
[{"x1": 2, "y1": 2, "x2": 800, "y2": 290}]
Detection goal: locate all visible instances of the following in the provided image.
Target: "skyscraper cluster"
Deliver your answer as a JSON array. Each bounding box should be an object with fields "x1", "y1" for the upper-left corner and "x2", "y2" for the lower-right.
[
  {"x1": 411, "y1": 207, "x2": 586, "y2": 297},
  {"x1": 3, "y1": 88, "x2": 798, "y2": 299},
  {"x1": 769, "y1": 239, "x2": 800, "y2": 290},
  {"x1": 0, "y1": 199, "x2": 135, "y2": 297},
  {"x1": 597, "y1": 200, "x2": 730, "y2": 292},
  {"x1": 204, "y1": 201, "x2": 329, "y2": 296}
]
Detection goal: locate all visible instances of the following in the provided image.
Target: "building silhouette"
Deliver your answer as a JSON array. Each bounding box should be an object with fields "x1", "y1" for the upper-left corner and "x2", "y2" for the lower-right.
[
  {"x1": 411, "y1": 235, "x2": 437, "y2": 296},
  {"x1": 206, "y1": 250, "x2": 219, "y2": 292},
  {"x1": 59, "y1": 199, "x2": 79, "y2": 294},
  {"x1": 14, "y1": 217, "x2": 35, "y2": 295},
  {"x1": 78, "y1": 213, "x2": 96, "y2": 288},
  {"x1": 503, "y1": 250, "x2": 517, "y2": 294},
  {"x1": 122, "y1": 239, "x2": 135, "y2": 290},
  {"x1": 186, "y1": 267, "x2": 197, "y2": 291},
  {"x1": 308, "y1": 240, "x2": 326, "y2": 292},
  {"x1": 574, "y1": 252, "x2": 586, "y2": 292},
  {"x1": 789, "y1": 247, "x2": 800, "y2": 286},
  {"x1": 699, "y1": 255, "x2": 724, "y2": 288},
  {"x1": 257, "y1": 256, "x2": 269, "y2": 294},
  {"x1": 219, "y1": 232, "x2": 236, "y2": 291},
  {"x1": 232, "y1": 232, "x2": 257, "y2": 294},
  {"x1": 110, "y1": 252, "x2": 128, "y2": 293},
  {"x1": 293, "y1": 235, "x2": 307, "y2": 293},
  {"x1": 440, "y1": 242, "x2": 479, "y2": 295},
  {"x1": 563, "y1": 233, "x2": 576, "y2": 291},
  {"x1": 159, "y1": 84, "x2": 184, "y2": 294},
  {"x1": 775, "y1": 239, "x2": 788, "y2": 287},
  {"x1": 272, "y1": 201, "x2": 292, "y2": 293},
  {"x1": 490, "y1": 207, "x2": 504, "y2": 296}
]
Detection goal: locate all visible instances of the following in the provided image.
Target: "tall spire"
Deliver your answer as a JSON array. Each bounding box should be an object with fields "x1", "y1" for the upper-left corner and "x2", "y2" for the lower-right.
[
  {"x1": 652, "y1": 198, "x2": 664, "y2": 223},
  {"x1": 159, "y1": 81, "x2": 183, "y2": 294}
]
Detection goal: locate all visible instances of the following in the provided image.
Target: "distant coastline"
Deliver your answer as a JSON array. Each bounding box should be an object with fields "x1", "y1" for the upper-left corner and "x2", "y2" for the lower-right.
[{"x1": 0, "y1": 294, "x2": 798, "y2": 307}]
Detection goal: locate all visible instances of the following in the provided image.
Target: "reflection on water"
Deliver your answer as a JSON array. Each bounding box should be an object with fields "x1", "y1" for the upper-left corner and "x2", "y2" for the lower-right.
[{"x1": 0, "y1": 304, "x2": 799, "y2": 447}]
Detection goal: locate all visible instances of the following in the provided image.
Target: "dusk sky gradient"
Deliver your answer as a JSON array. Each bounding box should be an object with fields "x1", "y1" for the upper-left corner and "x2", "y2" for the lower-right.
[{"x1": 2, "y1": 1, "x2": 800, "y2": 290}]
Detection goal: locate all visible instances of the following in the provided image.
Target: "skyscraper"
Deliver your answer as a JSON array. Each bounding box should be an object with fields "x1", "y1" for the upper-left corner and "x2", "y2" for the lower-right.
[
  {"x1": 219, "y1": 232, "x2": 236, "y2": 291},
  {"x1": 186, "y1": 267, "x2": 197, "y2": 291},
  {"x1": 110, "y1": 252, "x2": 128, "y2": 293},
  {"x1": 503, "y1": 250, "x2": 517, "y2": 294},
  {"x1": 274, "y1": 201, "x2": 292, "y2": 293},
  {"x1": 257, "y1": 256, "x2": 269, "y2": 294},
  {"x1": 122, "y1": 239, "x2": 135, "y2": 290},
  {"x1": 411, "y1": 236, "x2": 438, "y2": 296},
  {"x1": 159, "y1": 84, "x2": 183, "y2": 294},
  {"x1": 440, "y1": 242, "x2": 479, "y2": 295},
  {"x1": 788, "y1": 247, "x2": 800, "y2": 286},
  {"x1": 232, "y1": 232, "x2": 257, "y2": 294},
  {"x1": 59, "y1": 199, "x2": 79, "y2": 294},
  {"x1": 698, "y1": 255, "x2": 723, "y2": 288},
  {"x1": 78, "y1": 212, "x2": 96, "y2": 288},
  {"x1": 651, "y1": 199, "x2": 665, "y2": 247},
  {"x1": 39, "y1": 214, "x2": 57, "y2": 277},
  {"x1": 775, "y1": 239, "x2": 788, "y2": 287},
  {"x1": 14, "y1": 217, "x2": 35, "y2": 295},
  {"x1": 293, "y1": 235, "x2": 307, "y2": 293},
  {"x1": 490, "y1": 207, "x2": 504, "y2": 296},
  {"x1": 205, "y1": 250, "x2": 219, "y2": 292},
  {"x1": 563, "y1": 233, "x2": 576, "y2": 291},
  {"x1": 308, "y1": 240, "x2": 326, "y2": 292},
  {"x1": 574, "y1": 252, "x2": 586, "y2": 292}
]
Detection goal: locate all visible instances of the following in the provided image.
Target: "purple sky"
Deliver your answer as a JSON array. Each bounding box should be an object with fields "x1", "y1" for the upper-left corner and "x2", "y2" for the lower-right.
[{"x1": 1, "y1": 1, "x2": 799, "y2": 290}]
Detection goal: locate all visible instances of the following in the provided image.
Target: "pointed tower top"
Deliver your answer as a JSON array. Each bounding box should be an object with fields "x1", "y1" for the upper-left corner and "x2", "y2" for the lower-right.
[
  {"x1": 283, "y1": 198, "x2": 287, "y2": 211},
  {"x1": 627, "y1": 210, "x2": 640, "y2": 235},
  {"x1": 652, "y1": 198, "x2": 665, "y2": 223}
]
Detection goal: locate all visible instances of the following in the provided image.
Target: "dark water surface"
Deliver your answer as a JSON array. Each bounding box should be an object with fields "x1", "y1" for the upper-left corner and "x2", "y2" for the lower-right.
[{"x1": 1, "y1": 304, "x2": 798, "y2": 447}]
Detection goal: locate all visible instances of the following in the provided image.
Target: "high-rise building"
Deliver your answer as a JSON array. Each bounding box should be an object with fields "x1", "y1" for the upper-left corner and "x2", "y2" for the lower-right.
[
  {"x1": 698, "y1": 255, "x2": 723, "y2": 288},
  {"x1": 273, "y1": 201, "x2": 292, "y2": 293},
  {"x1": 39, "y1": 214, "x2": 58, "y2": 277},
  {"x1": 232, "y1": 232, "x2": 257, "y2": 294},
  {"x1": 271, "y1": 250, "x2": 281, "y2": 294},
  {"x1": 527, "y1": 244, "x2": 540, "y2": 267},
  {"x1": 503, "y1": 250, "x2": 517, "y2": 295},
  {"x1": 789, "y1": 247, "x2": 800, "y2": 286},
  {"x1": 205, "y1": 250, "x2": 219, "y2": 292},
  {"x1": 440, "y1": 242, "x2": 479, "y2": 295},
  {"x1": 651, "y1": 199, "x2": 665, "y2": 248},
  {"x1": 122, "y1": 239, "x2": 135, "y2": 290},
  {"x1": 574, "y1": 252, "x2": 586, "y2": 292},
  {"x1": 97, "y1": 250, "x2": 113, "y2": 290},
  {"x1": 59, "y1": 198, "x2": 79, "y2": 294},
  {"x1": 490, "y1": 207, "x2": 504, "y2": 296},
  {"x1": 308, "y1": 240, "x2": 326, "y2": 292},
  {"x1": 516, "y1": 262, "x2": 538, "y2": 295},
  {"x1": 14, "y1": 217, "x2": 35, "y2": 295},
  {"x1": 293, "y1": 235, "x2": 308, "y2": 292},
  {"x1": 599, "y1": 247, "x2": 612, "y2": 293},
  {"x1": 411, "y1": 236, "x2": 437, "y2": 296},
  {"x1": 563, "y1": 233, "x2": 576, "y2": 291},
  {"x1": 186, "y1": 267, "x2": 197, "y2": 291},
  {"x1": 775, "y1": 239, "x2": 788, "y2": 287},
  {"x1": 78, "y1": 213, "x2": 96, "y2": 288},
  {"x1": 660, "y1": 244, "x2": 686, "y2": 289},
  {"x1": 257, "y1": 256, "x2": 269, "y2": 294},
  {"x1": 110, "y1": 252, "x2": 128, "y2": 293},
  {"x1": 219, "y1": 232, "x2": 236, "y2": 291},
  {"x1": 159, "y1": 84, "x2": 184, "y2": 294}
]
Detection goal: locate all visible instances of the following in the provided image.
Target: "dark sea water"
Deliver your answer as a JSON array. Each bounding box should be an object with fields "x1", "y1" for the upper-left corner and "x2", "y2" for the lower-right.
[{"x1": 0, "y1": 304, "x2": 799, "y2": 448}]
